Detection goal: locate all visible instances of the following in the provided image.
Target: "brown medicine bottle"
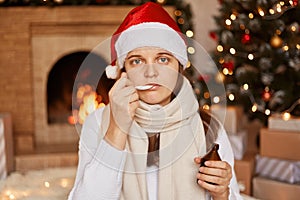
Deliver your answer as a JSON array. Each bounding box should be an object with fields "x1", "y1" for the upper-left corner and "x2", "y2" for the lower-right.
[
  {"x1": 198, "y1": 143, "x2": 222, "y2": 184},
  {"x1": 200, "y1": 143, "x2": 221, "y2": 166}
]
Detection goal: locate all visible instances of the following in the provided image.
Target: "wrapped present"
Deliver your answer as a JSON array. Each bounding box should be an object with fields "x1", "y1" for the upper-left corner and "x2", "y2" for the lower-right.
[
  {"x1": 0, "y1": 113, "x2": 13, "y2": 180},
  {"x1": 260, "y1": 128, "x2": 300, "y2": 161},
  {"x1": 268, "y1": 114, "x2": 300, "y2": 133},
  {"x1": 234, "y1": 152, "x2": 255, "y2": 195},
  {"x1": 210, "y1": 105, "x2": 246, "y2": 134},
  {"x1": 253, "y1": 176, "x2": 300, "y2": 200},
  {"x1": 228, "y1": 130, "x2": 248, "y2": 160},
  {"x1": 0, "y1": 118, "x2": 7, "y2": 180},
  {"x1": 255, "y1": 155, "x2": 300, "y2": 184}
]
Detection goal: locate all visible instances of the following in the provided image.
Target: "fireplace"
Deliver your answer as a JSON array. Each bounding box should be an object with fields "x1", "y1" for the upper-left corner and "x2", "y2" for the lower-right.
[
  {"x1": 46, "y1": 51, "x2": 113, "y2": 125},
  {"x1": 32, "y1": 30, "x2": 116, "y2": 146},
  {"x1": 47, "y1": 51, "x2": 86, "y2": 125}
]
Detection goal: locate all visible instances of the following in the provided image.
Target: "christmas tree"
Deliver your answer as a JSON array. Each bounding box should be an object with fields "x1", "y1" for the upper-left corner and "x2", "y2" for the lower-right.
[{"x1": 203, "y1": 0, "x2": 300, "y2": 123}]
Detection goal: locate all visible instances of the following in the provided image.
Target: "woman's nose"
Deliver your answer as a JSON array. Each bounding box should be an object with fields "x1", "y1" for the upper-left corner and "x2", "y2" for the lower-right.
[{"x1": 144, "y1": 64, "x2": 158, "y2": 78}]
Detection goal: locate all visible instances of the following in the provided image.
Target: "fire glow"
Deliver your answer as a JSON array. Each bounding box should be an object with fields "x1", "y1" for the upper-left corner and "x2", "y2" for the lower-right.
[{"x1": 69, "y1": 84, "x2": 105, "y2": 125}]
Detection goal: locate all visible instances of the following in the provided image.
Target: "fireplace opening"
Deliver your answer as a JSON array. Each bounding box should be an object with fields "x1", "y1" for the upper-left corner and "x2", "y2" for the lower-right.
[{"x1": 47, "y1": 51, "x2": 115, "y2": 125}]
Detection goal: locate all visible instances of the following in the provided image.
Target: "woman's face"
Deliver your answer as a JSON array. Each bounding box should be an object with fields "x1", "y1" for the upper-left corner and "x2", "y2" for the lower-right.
[{"x1": 124, "y1": 47, "x2": 180, "y2": 106}]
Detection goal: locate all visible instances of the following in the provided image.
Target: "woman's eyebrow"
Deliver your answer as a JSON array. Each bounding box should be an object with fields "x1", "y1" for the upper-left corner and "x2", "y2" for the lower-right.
[
  {"x1": 126, "y1": 54, "x2": 142, "y2": 60},
  {"x1": 126, "y1": 52, "x2": 173, "y2": 59},
  {"x1": 157, "y1": 52, "x2": 173, "y2": 56}
]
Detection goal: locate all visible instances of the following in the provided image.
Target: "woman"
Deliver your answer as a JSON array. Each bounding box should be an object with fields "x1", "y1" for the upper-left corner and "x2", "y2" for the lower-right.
[{"x1": 68, "y1": 2, "x2": 242, "y2": 200}]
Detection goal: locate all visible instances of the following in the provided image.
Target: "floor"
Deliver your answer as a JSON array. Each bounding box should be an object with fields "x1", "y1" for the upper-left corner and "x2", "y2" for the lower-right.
[{"x1": 0, "y1": 167, "x2": 259, "y2": 200}]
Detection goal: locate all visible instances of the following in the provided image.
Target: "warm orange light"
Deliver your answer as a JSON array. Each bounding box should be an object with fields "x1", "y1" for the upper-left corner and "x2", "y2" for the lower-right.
[
  {"x1": 72, "y1": 84, "x2": 105, "y2": 125},
  {"x1": 68, "y1": 115, "x2": 76, "y2": 125}
]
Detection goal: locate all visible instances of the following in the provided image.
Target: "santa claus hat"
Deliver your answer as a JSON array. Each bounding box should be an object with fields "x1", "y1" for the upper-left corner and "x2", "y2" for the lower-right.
[{"x1": 105, "y1": 2, "x2": 188, "y2": 79}]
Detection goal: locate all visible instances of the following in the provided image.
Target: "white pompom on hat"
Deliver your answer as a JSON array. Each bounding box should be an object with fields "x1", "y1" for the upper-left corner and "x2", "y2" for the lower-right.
[{"x1": 105, "y1": 2, "x2": 188, "y2": 79}]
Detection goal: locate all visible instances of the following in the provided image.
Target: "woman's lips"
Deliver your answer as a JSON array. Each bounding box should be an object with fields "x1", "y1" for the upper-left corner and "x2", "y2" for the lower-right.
[
  {"x1": 135, "y1": 84, "x2": 160, "y2": 91},
  {"x1": 148, "y1": 84, "x2": 160, "y2": 90}
]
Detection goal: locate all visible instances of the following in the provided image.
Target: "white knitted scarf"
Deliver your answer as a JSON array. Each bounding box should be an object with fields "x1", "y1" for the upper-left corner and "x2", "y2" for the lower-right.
[{"x1": 102, "y1": 77, "x2": 206, "y2": 199}]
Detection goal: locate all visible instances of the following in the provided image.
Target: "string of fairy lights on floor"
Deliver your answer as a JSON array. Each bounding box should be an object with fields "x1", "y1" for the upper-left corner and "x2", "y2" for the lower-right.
[{"x1": 0, "y1": 168, "x2": 76, "y2": 200}]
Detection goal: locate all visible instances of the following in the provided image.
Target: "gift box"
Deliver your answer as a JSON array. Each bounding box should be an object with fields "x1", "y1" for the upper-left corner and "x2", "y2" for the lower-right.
[
  {"x1": 0, "y1": 118, "x2": 7, "y2": 180},
  {"x1": 255, "y1": 155, "x2": 300, "y2": 184},
  {"x1": 210, "y1": 105, "x2": 245, "y2": 134},
  {"x1": 260, "y1": 128, "x2": 300, "y2": 161},
  {"x1": 253, "y1": 176, "x2": 300, "y2": 200},
  {"x1": 228, "y1": 130, "x2": 248, "y2": 160},
  {"x1": 0, "y1": 113, "x2": 14, "y2": 180},
  {"x1": 234, "y1": 152, "x2": 255, "y2": 195},
  {"x1": 245, "y1": 119, "x2": 262, "y2": 153},
  {"x1": 268, "y1": 114, "x2": 300, "y2": 133}
]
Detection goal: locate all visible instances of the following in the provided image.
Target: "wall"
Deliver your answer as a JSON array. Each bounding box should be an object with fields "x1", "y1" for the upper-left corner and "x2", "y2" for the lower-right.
[{"x1": 186, "y1": 0, "x2": 219, "y2": 52}]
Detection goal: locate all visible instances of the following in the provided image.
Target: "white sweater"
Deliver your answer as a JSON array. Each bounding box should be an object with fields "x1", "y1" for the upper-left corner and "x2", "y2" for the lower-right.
[{"x1": 68, "y1": 108, "x2": 243, "y2": 200}]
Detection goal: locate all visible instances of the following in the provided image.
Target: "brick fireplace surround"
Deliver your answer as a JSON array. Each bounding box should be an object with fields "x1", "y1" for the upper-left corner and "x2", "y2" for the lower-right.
[{"x1": 0, "y1": 6, "x2": 174, "y2": 171}]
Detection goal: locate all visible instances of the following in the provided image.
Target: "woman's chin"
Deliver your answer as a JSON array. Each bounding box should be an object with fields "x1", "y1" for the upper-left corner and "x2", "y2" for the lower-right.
[
  {"x1": 141, "y1": 98, "x2": 161, "y2": 105},
  {"x1": 140, "y1": 95, "x2": 171, "y2": 106}
]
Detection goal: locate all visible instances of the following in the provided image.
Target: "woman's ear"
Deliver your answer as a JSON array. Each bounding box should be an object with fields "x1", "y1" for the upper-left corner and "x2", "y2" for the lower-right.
[{"x1": 115, "y1": 66, "x2": 122, "y2": 79}]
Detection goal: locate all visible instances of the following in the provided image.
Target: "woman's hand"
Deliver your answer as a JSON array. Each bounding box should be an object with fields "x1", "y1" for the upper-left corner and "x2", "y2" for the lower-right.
[
  {"x1": 105, "y1": 72, "x2": 139, "y2": 150},
  {"x1": 194, "y1": 157, "x2": 232, "y2": 200}
]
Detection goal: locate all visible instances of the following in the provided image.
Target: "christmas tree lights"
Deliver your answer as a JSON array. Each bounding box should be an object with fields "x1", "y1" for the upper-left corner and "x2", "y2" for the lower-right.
[{"x1": 207, "y1": 0, "x2": 300, "y2": 123}]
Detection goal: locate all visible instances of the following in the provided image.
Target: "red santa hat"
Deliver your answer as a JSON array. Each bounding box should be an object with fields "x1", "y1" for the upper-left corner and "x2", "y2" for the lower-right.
[{"x1": 105, "y1": 2, "x2": 188, "y2": 79}]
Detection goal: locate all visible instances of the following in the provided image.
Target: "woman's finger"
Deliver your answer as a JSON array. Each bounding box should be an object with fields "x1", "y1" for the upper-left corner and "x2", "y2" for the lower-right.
[
  {"x1": 110, "y1": 72, "x2": 130, "y2": 92},
  {"x1": 199, "y1": 166, "x2": 231, "y2": 179},
  {"x1": 129, "y1": 92, "x2": 139, "y2": 103},
  {"x1": 204, "y1": 160, "x2": 229, "y2": 169},
  {"x1": 197, "y1": 171, "x2": 227, "y2": 186},
  {"x1": 194, "y1": 157, "x2": 201, "y2": 164},
  {"x1": 197, "y1": 179, "x2": 229, "y2": 196}
]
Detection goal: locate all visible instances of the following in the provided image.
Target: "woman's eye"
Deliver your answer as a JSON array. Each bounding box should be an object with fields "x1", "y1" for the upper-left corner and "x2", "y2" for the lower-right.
[
  {"x1": 158, "y1": 57, "x2": 169, "y2": 63},
  {"x1": 132, "y1": 59, "x2": 142, "y2": 65}
]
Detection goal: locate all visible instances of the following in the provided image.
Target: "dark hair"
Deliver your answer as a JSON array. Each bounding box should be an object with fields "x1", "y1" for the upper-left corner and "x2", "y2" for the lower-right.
[{"x1": 199, "y1": 108, "x2": 220, "y2": 151}]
